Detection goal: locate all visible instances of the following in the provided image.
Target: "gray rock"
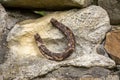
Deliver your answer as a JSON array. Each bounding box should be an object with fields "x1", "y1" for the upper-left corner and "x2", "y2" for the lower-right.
[
  {"x1": 34, "y1": 67, "x2": 119, "y2": 80},
  {"x1": 0, "y1": 4, "x2": 8, "y2": 64},
  {"x1": 0, "y1": 0, "x2": 93, "y2": 10},
  {"x1": 0, "y1": 5, "x2": 115, "y2": 80},
  {"x1": 41, "y1": 67, "x2": 111, "y2": 78},
  {"x1": 98, "y1": 0, "x2": 120, "y2": 25},
  {"x1": 96, "y1": 43, "x2": 109, "y2": 57},
  {"x1": 35, "y1": 75, "x2": 120, "y2": 80}
]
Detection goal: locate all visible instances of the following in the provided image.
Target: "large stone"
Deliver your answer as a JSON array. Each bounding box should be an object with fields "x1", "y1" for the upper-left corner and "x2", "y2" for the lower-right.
[
  {"x1": 105, "y1": 30, "x2": 120, "y2": 64},
  {"x1": 98, "y1": 0, "x2": 120, "y2": 25},
  {"x1": 40, "y1": 67, "x2": 111, "y2": 79},
  {"x1": 0, "y1": 0, "x2": 93, "y2": 10},
  {"x1": 34, "y1": 75, "x2": 119, "y2": 80},
  {"x1": 0, "y1": 6, "x2": 115, "y2": 80},
  {"x1": 34, "y1": 67, "x2": 119, "y2": 80}
]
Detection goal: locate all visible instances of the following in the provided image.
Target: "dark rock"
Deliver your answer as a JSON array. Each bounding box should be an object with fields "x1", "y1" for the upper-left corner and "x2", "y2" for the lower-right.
[
  {"x1": 45, "y1": 67, "x2": 111, "y2": 78},
  {"x1": 0, "y1": 0, "x2": 93, "y2": 10},
  {"x1": 96, "y1": 43, "x2": 109, "y2": 57},
  {"x1": 33, "y1": 67, "x2": 119, "y2": 80},
  {"x1": 98, "y1": 0, "x2": 120, "y2": 25},
  {"x1": 6, "y1": 9, "x2": 40, "y2": 30},
  {"x1": 0, "y1": 3, "x2": 9, "y2": 64}
]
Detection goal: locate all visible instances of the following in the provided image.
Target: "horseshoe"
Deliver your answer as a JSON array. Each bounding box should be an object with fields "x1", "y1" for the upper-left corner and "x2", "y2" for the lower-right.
[{"x1": 34, "y1": 18, "x2": 75, "y2": 61}]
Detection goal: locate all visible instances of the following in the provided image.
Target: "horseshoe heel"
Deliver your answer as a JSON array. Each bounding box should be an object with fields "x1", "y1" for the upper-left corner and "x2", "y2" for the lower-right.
[{"x1": 34, "y1": 18, "x2": 75, "y2": 61}]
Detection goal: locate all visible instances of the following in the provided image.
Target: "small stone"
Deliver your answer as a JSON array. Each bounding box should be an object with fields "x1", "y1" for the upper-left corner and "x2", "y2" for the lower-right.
[{"x1": 105, "y1": 30, "x2": 120, "y2": 64}]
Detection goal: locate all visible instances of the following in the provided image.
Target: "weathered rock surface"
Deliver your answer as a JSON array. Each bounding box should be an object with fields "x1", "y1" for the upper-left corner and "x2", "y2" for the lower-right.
[
  {"x1": 105, "y1": 30, "x2": 120, "y2": 64},
  {"x1": 0, "y1": 4, "x2": 39, "y2": 64},
  {"x1": 34, "y1": 67, "x2": 119, "y2": 80},
  {"x1": 0, "y1": 5, "x2": 115, "y2": 80},
  {"x1": 0, "y1": 0, "x2": 93, "y2": 10},
  {"x1": 34, "y1": 75, "x2": 119, "y2": 80},
  {"x1": 98, "y1": 0, "x2": 120, "y2": 25},
  {"x1": 0, "y1": 4, "x2": 9, "y2": 64},
  {"x1": 40, "y1": 67, "x2": 111, "y2": 78}
]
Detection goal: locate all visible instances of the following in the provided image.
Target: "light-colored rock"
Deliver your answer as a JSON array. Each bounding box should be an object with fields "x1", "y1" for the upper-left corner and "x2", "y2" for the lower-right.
[
  {"x1": 98, "y1": 0, "x2": 120, "y2": 25},
  {"x1": 0, "y1": 0, "x2": 93, "y2": 10},
  {"x1": 105, "y1": 30, "x2": 120, "y2": 64},
  {"x1": 0, "y1": 5, "x2": 115, "y2": 80},
  {"x1": 0, "y1": 4, "x2": 39, "y2": 64}
]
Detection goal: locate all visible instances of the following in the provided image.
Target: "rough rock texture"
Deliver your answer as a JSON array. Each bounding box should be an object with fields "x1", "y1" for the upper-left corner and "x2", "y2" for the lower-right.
[
  {"x1": 33, "y1": 67, "x2": 120, "y2": 80},
  {"x1": 34, "y1": 75, "x2": 119, "y2": 80},
  {"x1": 0, "y1": 4, "x2": 40, "y2": 64},
  {"x1": 0, "y1": 0, "x2": 93, "y2": 10},
  {"x1": 39, "y1": 67, "x2": 111, "y2": 79},
  {"x1": 98, "y1": 0, "x2": 120, "y2": 25},
  {"x1": 105, "y1": 30, "x2": 120, "y2": 64},
  {"x1": 0, "y1": 4, "x2": 9, "y2": 64},
  {"x1": 0, "y1": 6, "x2": 115, "y2": 80}
]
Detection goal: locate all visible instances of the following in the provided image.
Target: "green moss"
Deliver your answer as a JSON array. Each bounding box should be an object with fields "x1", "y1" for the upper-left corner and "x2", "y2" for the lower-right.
[{"x1": 34, "y1": 11, "x2": 46, "y2": 16}]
